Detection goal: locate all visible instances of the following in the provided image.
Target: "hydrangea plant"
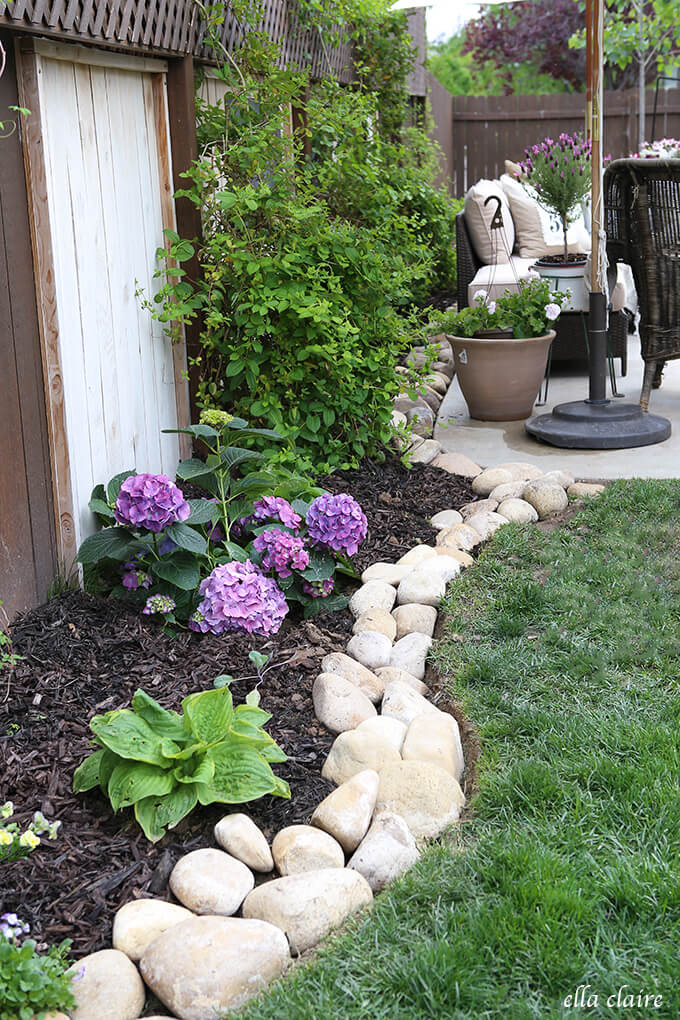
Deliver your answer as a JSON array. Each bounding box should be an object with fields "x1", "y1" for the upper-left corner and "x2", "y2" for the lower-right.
[{"x1": 77, "y1": 414, "x2": 367, "y2": 634}]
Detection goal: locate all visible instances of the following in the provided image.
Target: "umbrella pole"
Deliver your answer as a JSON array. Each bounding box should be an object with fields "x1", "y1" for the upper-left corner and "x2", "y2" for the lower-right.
[{"x1": 587, "y1": 0, "x2": 608, "y2": 404}]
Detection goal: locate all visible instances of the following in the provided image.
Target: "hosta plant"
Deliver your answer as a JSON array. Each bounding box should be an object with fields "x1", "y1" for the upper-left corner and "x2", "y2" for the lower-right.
[{"x1": 73, "y1": 685, "x2": 290, "y2": 842}]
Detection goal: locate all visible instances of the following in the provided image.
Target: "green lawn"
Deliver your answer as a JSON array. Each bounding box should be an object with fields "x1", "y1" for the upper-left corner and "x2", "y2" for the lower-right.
[{"x1": 239, "y1": 480, "x2": 680, "y2": 1019}]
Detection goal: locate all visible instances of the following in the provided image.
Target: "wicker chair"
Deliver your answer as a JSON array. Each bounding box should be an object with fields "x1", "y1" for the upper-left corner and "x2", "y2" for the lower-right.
[
  {"x1": 604, "y1": 158, "x2": 680, "y2": 410},
  {"x1": 455, "y1": 211, "x2": 629, "y2": 373}
]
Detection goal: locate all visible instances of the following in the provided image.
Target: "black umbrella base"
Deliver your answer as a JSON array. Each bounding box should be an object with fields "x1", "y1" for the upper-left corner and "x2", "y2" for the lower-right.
[{"x1": 526, "y1": 399, "x2": 671, "y2": 449}]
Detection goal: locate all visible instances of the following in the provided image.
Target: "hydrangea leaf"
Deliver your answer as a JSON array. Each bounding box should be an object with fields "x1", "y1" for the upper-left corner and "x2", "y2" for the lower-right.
[
  {"x1": 77, "y1": 528, "x2": 141, "y2": 565},
  {"x1": 164, "y1": 522, "x2": 207, "y2": 556},
  {"x1": 152, "y1": 553, "x2": 200, "y2": 591},
  {"x1": 162, "y1": 423, "x2": 219, "y2": 441},
  {"x1": 175, "y1": 458, "x2": 215, "y2": 482},
  {"x1": 106, "y1": 470, "x2": 135, "y2": 506},
  {"x1": 131, "y1": 690, "x2": 188, "y2": 742},
  {"x1": 90, "y1": 710, "x2": 167, "y2": 766},
  {"x1": 304, "y1": 594, "x2": 350, "y2": 618},
  {"x1": 216, "y1": 542, "x2": 249, "y2": 563},
  {"x1": 218, "y1": 447, "x2": 265, "y2": 472},
  {"x1": 300, "y1": 550, "x2": 335, "y2": 582},
  {"x1": 182, "y1": 687, "x2": 234, "y2": 744},
  {"x1": 72, "y1": 748, "x2": 106, "y2": 793},
  {"x1": 107, "y1": 761, "x2": 175, "y2": 811},
  {"x1": 134, "y1": 785, "x2": 199, "y2": 842}
]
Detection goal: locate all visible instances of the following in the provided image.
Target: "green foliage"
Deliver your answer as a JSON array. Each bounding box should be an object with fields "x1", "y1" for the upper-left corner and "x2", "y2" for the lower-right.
[
  {"x1": 0, "y1": 934, "x2": 75, "y2": 1020},
  {"x1": 0, "y1": 803, "x2": 61, "y2": 864},
  {"x1": 570, "y1": 0, "x2": 680, "y2": 83},
  {"x1": 428, "y1": 30, "x2": 565, "y2": 97},
  {"x1": 0, "y1": 602, "x2": 21, "y2": 672},
  {"x1": 73, "y1": 685, "x2": 290, "y2": 842},
  {"x1": 437, "y1": 278, "x2": 566, "y2": 339}
]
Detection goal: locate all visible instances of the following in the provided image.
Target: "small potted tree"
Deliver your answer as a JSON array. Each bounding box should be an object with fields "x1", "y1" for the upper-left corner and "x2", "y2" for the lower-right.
[
  {"x1": 437, "y1": 278, "x2": 566, "y2": 421},
  {"x1": 517, "y1": 132, "x2": 592, "y2": 272}
]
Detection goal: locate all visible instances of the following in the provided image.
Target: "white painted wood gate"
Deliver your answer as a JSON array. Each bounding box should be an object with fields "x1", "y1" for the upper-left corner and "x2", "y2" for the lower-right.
[{"x1": 19, "y1": 41, "x2": 189, "y2": 570}]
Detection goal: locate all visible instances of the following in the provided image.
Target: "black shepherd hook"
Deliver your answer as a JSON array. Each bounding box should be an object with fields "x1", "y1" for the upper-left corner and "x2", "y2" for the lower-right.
[{"x1": 484, "y1": 194, "x2": 505, "y2": 231}]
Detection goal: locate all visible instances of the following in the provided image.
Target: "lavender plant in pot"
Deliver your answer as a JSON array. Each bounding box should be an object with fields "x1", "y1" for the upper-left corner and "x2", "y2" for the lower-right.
[{"x1": 437, "y1": 279, "x2": 566, "y2": 421}]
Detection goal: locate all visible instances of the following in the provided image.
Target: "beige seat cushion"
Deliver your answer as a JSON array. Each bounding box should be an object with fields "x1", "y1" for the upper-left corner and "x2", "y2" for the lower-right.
[
  {"x1": 464, "y1": 179, "x2": 515, "y2": 265},
  {"x1": 500, "y1": 174, "x2": 590, "y2": 258},
  {"x1": 467, "y1": 256, "x2": 539, "y2": 305}
]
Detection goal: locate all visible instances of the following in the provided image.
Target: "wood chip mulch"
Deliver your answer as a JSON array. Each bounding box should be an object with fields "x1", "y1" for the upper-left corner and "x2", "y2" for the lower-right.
[{"x1": 1, "y1": 452, "x2": 475, "y2": 960}]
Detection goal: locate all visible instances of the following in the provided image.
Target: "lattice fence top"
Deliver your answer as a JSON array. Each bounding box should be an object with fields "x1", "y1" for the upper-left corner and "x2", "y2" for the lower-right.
[{"x1": 0, "y1": 0, "x2": 355, "y2": 78}]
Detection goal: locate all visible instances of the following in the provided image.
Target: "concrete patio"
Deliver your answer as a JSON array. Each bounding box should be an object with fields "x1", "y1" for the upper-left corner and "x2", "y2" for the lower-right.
[{"x1": 435, "y1": 336, "x2": 680, "y2": 479}]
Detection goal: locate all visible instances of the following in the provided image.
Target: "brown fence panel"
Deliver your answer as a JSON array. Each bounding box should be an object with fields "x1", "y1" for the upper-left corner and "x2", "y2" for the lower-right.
[{"x1": 448, "y1": 89, "x2": 680, "y2": 195}]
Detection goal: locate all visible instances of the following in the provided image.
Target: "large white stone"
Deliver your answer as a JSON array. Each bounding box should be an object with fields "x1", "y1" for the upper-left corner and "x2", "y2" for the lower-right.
[
  {"x1": 320, "y1": 652, "x2": 385, "y2": 703},
  {"x1": 354, "y1": 714, "x2": 408, "y2": 753},
  {"x1": 375, "y1": 761, "x2": 465, "y2": 839},
  {"x1": 494, "y1": 461, "x2": 543, "y2": 482},
  {"x1": 396, "y1": 568, "x2": 445, "y2": 608},
  {"x1": 430, "y1": 452, "x2": 482, "y2": 477},
  {"x1": 409, "y1": 439, "x2": 442, "y2": 464},
  {"x1": 465, "y1": 510, "x2": 509, "y2": 541},
  {"x1": 346, "y1": 631, "x2": 393, "y2": 671},
  {"x1": 375, "y1": 666, "x2": 428, "y2": 695},
  {"x1": 214, "y1": 814, "x2": 274, "y2": 873},
  {"x1": 389, "y1": 632, "x2": 433, "y2": 680},
  {"x1": 381, "y1": 679, "x2": 438, "y2": 727},
  {"x1": 242, "y1": 869, "x2": 373, "y2": 955},
  {"x1": 361, "y1": 562, "x2": 413, "y2": 586},
  {"x1": 541, "y1": 469, "x2": 575, "y2": 488},
  {"x1": 496, "y1": 498, "x2": 539, "y2": 524},
  {"x1": 70, "y1": 949, "x2": 145, "y2": 1020},
  {"x1": 488, "y1": 480, "x2": 527, "y2": 503},
  {"x1": 401, "y1": 712, "x2": 464, "y2": 782},
  {"x1": 459, "y1": 498, "x2": 498, "y2": 519},
  {"x1": 347, "y1": 812, "x2": 420, "y2": 892},
  {"x1": 392, "y1": 603, "x2": 438, "y2": 640},
  {"x1": 311, "y1": 769, "x2": 379, "y2": 852},
  {"x1": 567, "y1": 482, "x2": 606, "y2": 499},
  {"x1": 322, "y1": 729, "x2": 401, "y2": 785},
  {"x1": 471, "y1": 467, "x2": 514, "y2": 496},
  {"x1": 313, "y1": 672, "x2": 377, "y2": 733},
  {"x1": 429, "y1": 509, "x2": 463, "y2": 531},
  {"x1": 349, "y1": 581, "x2": 397, "y2": 618},
  {"x1": 112, "y1": 899, "x2": 194, "y2": 963},
  {"x1": 169, "y1": 848, "x2": 254, "y2": 916},
  {"x1": 352, "y1": 608, "x2": 398, "y2": 641},
  {"x1": 397, "y1": 545, "x2": 437, "y2": 567},
  {"x1": 436, "y1": 523, "x2": 482, "y2": 551},
  {"x1": 272, "y1": 825, "x2": 345, "y2": 875},
  {"x1": 524, "y1": 481, "x2": 569, "y2": 519},
  {"x1": 140, "y1": 916, "x2": 290, "y2": 1020},
  {"x1": 435, "y1": 546, "x2": 475, "y2": 568}
]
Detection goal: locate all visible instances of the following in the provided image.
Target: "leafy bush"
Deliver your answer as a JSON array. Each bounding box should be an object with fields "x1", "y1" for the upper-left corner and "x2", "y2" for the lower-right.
[
  {"x1": 77, "y1": 413, "x2": 366, "y2": 631},
  {"x1": 73, "y1": 685, "x2": 289, "y2": 842},
  {"x1": 0, "y1": 919, "x2": 75, "y2": 1020}
]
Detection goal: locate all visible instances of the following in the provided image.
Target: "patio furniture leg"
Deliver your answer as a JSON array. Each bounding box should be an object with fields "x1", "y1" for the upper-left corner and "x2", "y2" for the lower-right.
[
  {"x1": 640, "y1": 360, "x2": 658, "y2": 412},
  {"x1": 536, "y1": 342, "x2": 554, "y2": 406}
]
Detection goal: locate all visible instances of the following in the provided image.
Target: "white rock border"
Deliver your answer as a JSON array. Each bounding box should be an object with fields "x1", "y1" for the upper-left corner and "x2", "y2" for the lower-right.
[{"x1": 80, "y1": 459, "x2": 604, "y2": 1020}]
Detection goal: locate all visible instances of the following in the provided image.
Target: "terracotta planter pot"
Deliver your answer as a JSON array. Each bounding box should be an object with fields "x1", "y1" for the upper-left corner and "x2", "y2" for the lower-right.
[{"x1": 449, "y1": 330, "x2": 555, "y2": 421}]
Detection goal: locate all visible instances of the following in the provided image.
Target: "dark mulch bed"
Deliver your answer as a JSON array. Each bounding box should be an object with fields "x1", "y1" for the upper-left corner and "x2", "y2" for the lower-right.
[{"x1": 1, "y1": 452, "x2": 475, "y2": 962}]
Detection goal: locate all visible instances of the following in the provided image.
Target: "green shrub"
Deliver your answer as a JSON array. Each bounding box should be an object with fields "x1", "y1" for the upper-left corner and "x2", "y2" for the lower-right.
[{"x1": 0, "y1": 925, "x2": 75, "y2": 1020}]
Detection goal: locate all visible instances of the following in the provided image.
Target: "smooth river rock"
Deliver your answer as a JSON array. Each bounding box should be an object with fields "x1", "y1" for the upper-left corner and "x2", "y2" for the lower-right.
[
  {"x1": 375, "y1": 761, "x2": 466, "y2": 840},
  {"x1": 524, "y1": 481, "x2": 569, "y2": 519},
  {"x1": 348, "y1": 812, "x2": 420, "y2": 892},
  {"x1": 352, "y1": 607, "x2": 398, "y2": 641},
  {"x1": 272, "y1": 825, "x2": 345, "y2": 875},
  {"x1": 312, "y1": 673, "x2": 377, "y2": 733},
  {"x1": 354, "y1": 714, "x2": 408, "y2": 753},
  {"x1": 70, "y1": 949, "x2": 145, "y2": 1020},
  {"x1": 381, "y1": 680, "x2": 438, "y2": 727},
  {"x1": 429, "y1": 509, "x2": 463, "y2": 530},
  {"x1": 321, "y1": 652, "x2": 384, "y2": 703},
  {"x1": 568, "y1": 482, "x2": 606, "y2": 498},
  {"x1": 494, "y1": 461, "x2": 543, "y2": 482},
  {"x1": 389, "y1": 632, "x2": 433, "y2": 680},
  {"x1": 112, "y1": 899, "x2": 194, "y2": 963},
  {"x1": 397, "y1": 544, "x2": 438, "y2": 567},
  {"x1": 430, "y1": 452, "x2": 482, "y2": 477},
  {"x1": 349, "y1": 581, "x2": 397, "y2": 618},
  {"x1": 488, "y1": 480, "x2": 527, "y2": 503},
  {"x1": 375, "y1": 665, "x2": 428, "y2": 695},
  {"x1": 401, "y1": 711, "x2": 465, "y2": 782},
  {"x1": 311, "y1": 769, "x2": 379, "y2": 853},
  {"x1": 471, "y1": 467, "x2": 514, "y2": 496},
  {"x1": 169, "y1": 848, "x2": 254, "y2": 916},
  {"x1": 140, "y1": 916, "x2": 290, "y2": 1020},
  {"x1": 360, "y1": 562, "x2": 413, "y2": 586},
  {"x1": 322, "y1": 729, "x2": 401, "y2": 785},
  {"x1": 436, "y1": 523, "x2": 482, "y2": 552},
  {"x1": 459, "y1": 498, "x2": 498, "y2": 519},
  {"x1": 242, "y1": 869, "x2": 373, "y2": 955},
  {"x1": 465, "y1": 510, "x2": 509, "y2": 541},
  {"x1": 396, "y1": 568, "x2": 446, "y2": 609},
  {"x1": 496, "y1": 497, "x2": 539, "y2": 524},
  {"x1": 409, "y1": 438, "x2": 442, "y2": 464},
  {"x1": 214, "y1": 813, "x2": 274, "y2": 873},
  {"x1": 346, "y1": 631, "x2": 393, "y2": 671},
  {"x1": 392, "y1": 603, "x2": 438, "y2": 640}
]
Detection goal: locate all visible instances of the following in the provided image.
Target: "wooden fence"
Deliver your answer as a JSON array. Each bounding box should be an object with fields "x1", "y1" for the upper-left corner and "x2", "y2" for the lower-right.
[{"x1": 444, "y1": 89, "x2": 680, "y2": 196}]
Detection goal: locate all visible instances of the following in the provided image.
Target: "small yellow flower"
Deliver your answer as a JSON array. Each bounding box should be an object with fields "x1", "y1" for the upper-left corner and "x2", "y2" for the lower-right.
[
  {"x1": 0, "y1": 830, "x2": 14, "y2": 847},
  {"x1": 0, "y1": 802, "x2": 13, "y2": 820},
  {"x1": 19, "y1": 830, "x2": 40, "y2": 849}
]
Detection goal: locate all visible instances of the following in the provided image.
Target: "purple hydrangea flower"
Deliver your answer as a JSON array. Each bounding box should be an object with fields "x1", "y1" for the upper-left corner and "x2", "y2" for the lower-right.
[
  {"x1": 253, "y1": 529, "x2": 309, "y2": 578},
  {"x1": 306, "y1": 493, "x2": 367, "y2": 557},
  {"x1": 122, "y1": 570, "x2": 151, "y2": 591},
  {"x1": 195, "y1": 561, "x2": 288, "y2": 637},
  {"x1": 188, "y1": 609, "x2": 210, "y2": 634},
  {"x1": 252, "y1": 497, "x2": 302, "y2": 531},
  {"x1": 142, "y1": 594, "x2": 176, "y2": 616},
  {"x1": 302, "y1": 578, "x2": 335, "y2": 598},
  {"x1": 114, "y1": 474, "x2": 190, "y2": 533}
]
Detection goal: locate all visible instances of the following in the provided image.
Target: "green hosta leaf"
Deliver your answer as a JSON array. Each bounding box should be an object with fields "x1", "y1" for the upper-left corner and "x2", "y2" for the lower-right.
[
  {"x1": 182, "y1": 687, "x2": 234, "y2": 744},
  {"x1": 107, "y1": 761, "x2": 175, "y2": 811},
  {"x1": 270, "y1": 776, "x2": 291, "y2": 798},
  {"x1": 304, "y1": 594, "x2": 350, "y2": 618},
  {"x1": 161, "y1": 739, "x2": 205, "y2": 761},
  {"x1": 175, "y1": 458, "x2": 214, "y2": 481},
  {"x1": 187, "y1": 499, "x2": 219, "y2": 525},
  {"x1": 300, "y1": 550, "x2": 335, "y2": 582},
  {"x1": 245, "y1": 689, "x2": 261, "y2": 707},
  {"x1": 107, "y1": 470, "x2": 135, "y2": 506},
  {"x1": 172, "y1": 756, "x2": 215, "y2": 785},
  {"x1": 90, "y1": 710, "x2": 168, "y2": 766},
  {"x1": 229, "y1": 718, "x2": 274, "y2": 748},
  {"x1": 131, "y1": 690, "x2": 187, "y2": 742},
  {"x1": 99, "y1": 749, "x2": 119, "y2": 790},
  {"x1": 165, "y1": 522, "x2": 207, "y2": 556},
  {"x1": 153, "y1": 553, "x2": 200, "y2": 591},
  {"x1": 77, "y1": 528, "x2": 140, "y2": 565},
  {"x1": 233, "y1": 704, "x2": 272, "y2": 727},
  {"x1": 73, "y1": 748, "x2": 106, "y2": 793},
  {"x1": 198, "y1": 744, "x2": 281, "y2": 804},
  {"x1": 259, "y1": 742, "x2": 288, "y2": 763},
  {"x1": 134, "y1": 785, "x2": 199, "y2": 842}
]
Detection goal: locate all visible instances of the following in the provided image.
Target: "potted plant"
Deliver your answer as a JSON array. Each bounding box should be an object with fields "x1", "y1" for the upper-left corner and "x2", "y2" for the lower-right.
[
  {"x1": 437, "y1": 279, "x2": 566, "y2": 421},
  {"x1": 517, "y1": 132, "x2": 592, "y2": 270}
]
